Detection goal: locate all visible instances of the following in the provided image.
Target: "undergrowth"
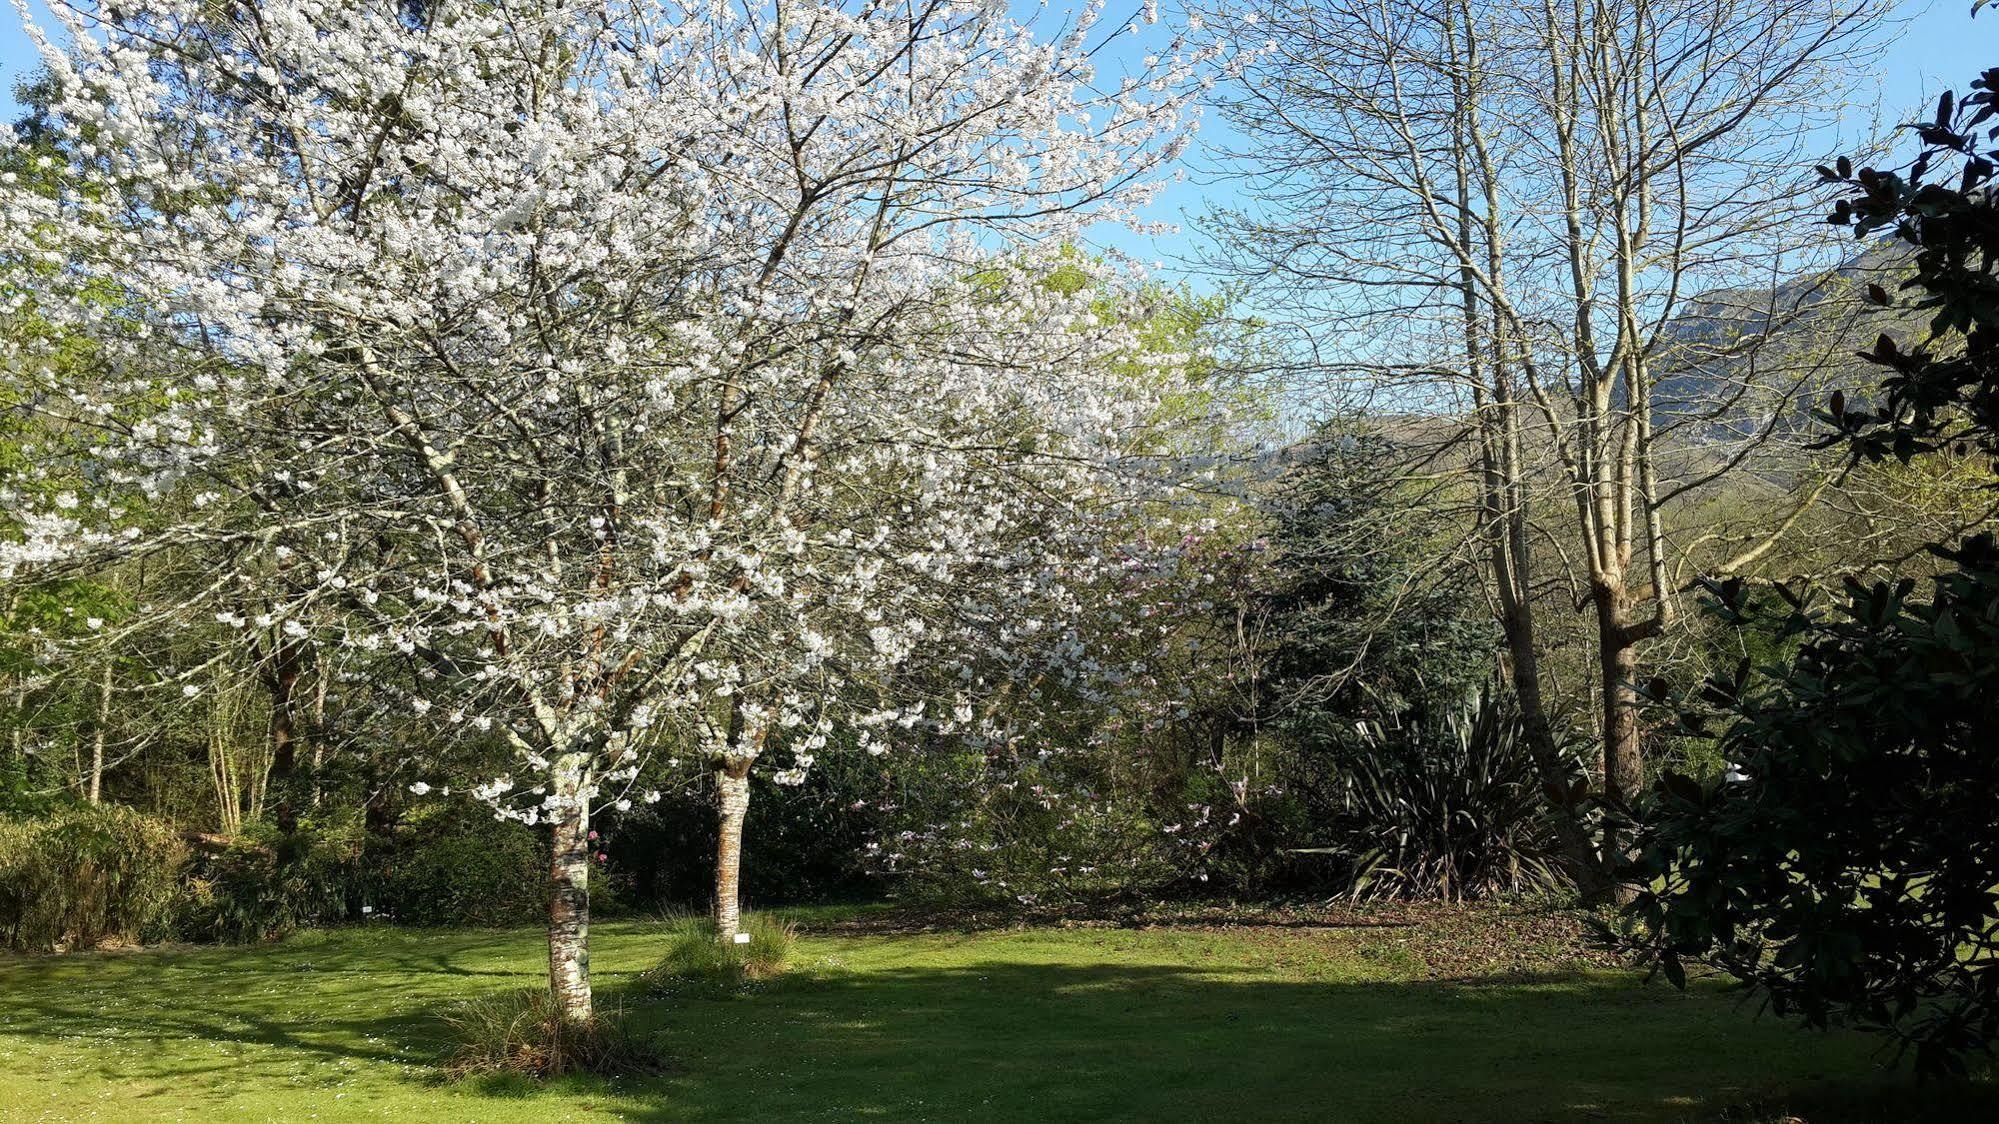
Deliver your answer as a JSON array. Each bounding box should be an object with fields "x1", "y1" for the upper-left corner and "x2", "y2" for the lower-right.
[
  {"x1": 636, "y1": 911, "x2": 796, "y2": 991},
  {"x1": 437, "y1": 987, "x2": 661, "y2": 1080}
]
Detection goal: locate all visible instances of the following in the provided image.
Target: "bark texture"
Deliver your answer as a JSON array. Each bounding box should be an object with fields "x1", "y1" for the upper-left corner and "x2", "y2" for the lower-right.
[
  {"x1": 261, "y1": 638, "x2": 306, "y2": 831},
  {"x1": 548, "y1": 777, "x2": 593, "y2": 1024},
  {"x1": 1595, "y1": 584, "x2": 1648, "y2": 904},
  {"x1": 712, "y1": 757, "x2": 753, "y2": 943}
]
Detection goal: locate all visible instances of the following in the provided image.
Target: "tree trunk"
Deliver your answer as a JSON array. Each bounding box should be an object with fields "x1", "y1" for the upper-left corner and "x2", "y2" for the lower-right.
[
  {"x1": 1598, "y1": 641, "x2": 1644, "y2": 809},
  {"x1": 87, "y1": 661, "x2": 112, "y2": 805},
  {"x1": 548, "y1": 773, "x2": 593, "y2": 1025},
  {"x1": 263, "y1": 640, "x2": 305, "y2": 831},
  {"x1": 1594, "y1": 583, "x2": 1646, "y2": 905},
  {"x1": 713, "y1": 757, "x2": 752, "y2": 943},
  {"x1": 1497, "y1": 597, "x2": 1609, "y2": 898},
  {"x1": 1481, "y1": 397, "x2": 1609, "y2": 899},
  {"x1": 269, "y1": 671, "x2": 298, "y2": 777}
]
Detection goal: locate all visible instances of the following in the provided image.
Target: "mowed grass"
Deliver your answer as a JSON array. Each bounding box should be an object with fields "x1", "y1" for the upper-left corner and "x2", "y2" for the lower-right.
[{"x1": 0, "y1": 906, "x2": 1989, "y2": 1123}]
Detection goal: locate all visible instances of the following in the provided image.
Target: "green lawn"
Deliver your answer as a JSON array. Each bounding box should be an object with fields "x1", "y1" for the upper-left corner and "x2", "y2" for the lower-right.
[{"x1": 0, "y1": 908, "x2": 1987, "y2": 1122}]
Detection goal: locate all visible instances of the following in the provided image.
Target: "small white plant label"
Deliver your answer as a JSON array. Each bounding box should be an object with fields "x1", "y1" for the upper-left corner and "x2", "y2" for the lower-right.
[{"x1": 733, "y1": 932, "x2": 752, "y2": 945}]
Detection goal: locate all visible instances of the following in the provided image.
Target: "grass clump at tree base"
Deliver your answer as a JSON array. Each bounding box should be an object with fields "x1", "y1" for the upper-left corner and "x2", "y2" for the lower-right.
[
  {"x1": 437, "y1": 987, "x2": 662, "y2": 1080},
  {"x1": 637, "y1": 911, "x2": 796, "y2": 991}
]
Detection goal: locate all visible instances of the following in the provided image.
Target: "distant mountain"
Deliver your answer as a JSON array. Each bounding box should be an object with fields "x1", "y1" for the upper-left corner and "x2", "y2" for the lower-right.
[{"x1": 1651, "y1": 240, "x2": 1918, "y2": 441}]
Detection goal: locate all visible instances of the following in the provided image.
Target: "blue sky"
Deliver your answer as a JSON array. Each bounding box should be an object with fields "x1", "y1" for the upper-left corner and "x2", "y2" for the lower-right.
[{"x1": 2, "y1": 1, "x2": 1992, "y2": 282}]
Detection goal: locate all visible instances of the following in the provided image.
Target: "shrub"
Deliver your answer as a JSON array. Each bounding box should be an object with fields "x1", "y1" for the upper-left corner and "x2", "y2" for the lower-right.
[
  {"x1": 1256, "y1": 425, "x2": 1498, "y2": 731},
  {"x1": 376, "y1": 801, "x2": 546, "y2": 927},
  {"x1": 1617, "y1": 544, "x2": 1999, "y2": 1075},
  {"x1": 1298, "y1": 693, "x2": 1573, "y2": 902},
  {"x1": 0, "y1": 796, "x2": 551, "y2": 949},
  {"x1": 179, "y1": 800, "x2": 547, "y2": 940},
  {"x1": 1613, "y1": 60, "x2": 1999, "y2": 1077},
  {"x1": 875, "y1": 751, "x2": 1196, "y2": 913},
  {"x1": 637, "y1": 912, "x2": 796, "y2": 990},
  {"x1": 438, "y1": 987, "x2": 661, "y2": 1079},
  {"x1": 0, "y1": 803, "x2": 188, "y2": 952},
  {"x1": 180, "y1": 816, "x2": 368, "y2": 943},
  {"x1": 602, "y1": 762, "x2": 888, "y2": 912}
]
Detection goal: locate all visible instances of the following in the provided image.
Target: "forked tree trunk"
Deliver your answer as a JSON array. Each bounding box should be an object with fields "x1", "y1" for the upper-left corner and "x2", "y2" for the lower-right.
[
  {"x1": 712, "y1": 756, "x2": 753, "y2": 943},
  {"x1": 548, "y1": 772, "x2": 593, "y2": 1024}
]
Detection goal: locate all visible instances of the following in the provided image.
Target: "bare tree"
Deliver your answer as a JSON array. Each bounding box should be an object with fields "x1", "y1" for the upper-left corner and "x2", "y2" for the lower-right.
[{"x1": 1199, "y1": 0, "x2": 1891, "y2": 890}]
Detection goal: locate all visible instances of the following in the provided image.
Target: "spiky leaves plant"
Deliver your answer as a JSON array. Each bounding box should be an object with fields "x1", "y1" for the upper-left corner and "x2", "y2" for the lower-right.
[{"x1": 1299, "y1": 693, "x2": 1572, "y2": 903}]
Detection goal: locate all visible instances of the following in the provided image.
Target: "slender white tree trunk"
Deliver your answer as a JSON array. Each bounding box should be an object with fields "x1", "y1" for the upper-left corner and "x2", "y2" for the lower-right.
[{"x1": 87, "y1": 661, "x2": 111, "y2": 805}]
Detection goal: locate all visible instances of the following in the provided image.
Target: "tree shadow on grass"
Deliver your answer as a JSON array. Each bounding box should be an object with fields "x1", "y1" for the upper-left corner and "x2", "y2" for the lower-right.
[
  {"x1": 0, "y1": 929, "x2": 546, "y2": 1106},
  {"x1": 611, "y1": 962, "x2": 1937, "y2": 1123},
  {"x1": 3, "y1": 939, "x2": 1991, "y2": 1122}
]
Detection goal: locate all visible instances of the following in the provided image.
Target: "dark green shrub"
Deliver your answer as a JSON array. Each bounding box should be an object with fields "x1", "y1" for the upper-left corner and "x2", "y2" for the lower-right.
[
  {"x1": 882, "y1": 758, "x2": 1191, "y2": 912},
  {"x1": 603, "y1": 760, "x2": 888, "y2": 912},
  {"x1": 0, "y1": 803, "x2": 188, "y2": 951},
  {"x1": 1618, "y1": 543, "x2": 1999, "y2": 1076},
  {"x1": 180, "y1": 816, "x2": 367, "y2": 943},
  {"x1": 1298, "y1": 693, "x2": 1574, "y2": 902},
  {"x1": 636, "y1": 912, "x2": 796, "y2": 990},
  {"x1": 1615, "y1": 58, "x2": 1999, "y2": 1077},
  {"x1": 376, "y1": 800, "x2": 545, "y2": 927},
  {"x1": 438, "y1": 987, "x2": 661, "y2": 1079},
  {"x1": 1232, "y1": 419, "x2": 1523, "y2": 899},
  {"x1": 1255, "y1": 427, "x2": 1498, "y2": 731},
  {"x1": 179, "y1": 800, "x2": 547, "y2": 940}
]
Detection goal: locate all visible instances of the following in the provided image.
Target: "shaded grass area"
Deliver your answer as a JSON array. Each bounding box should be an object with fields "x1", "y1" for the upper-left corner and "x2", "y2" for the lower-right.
[{"x1": 0, "y1": 906, "x2": 1990, "y2": 1122}]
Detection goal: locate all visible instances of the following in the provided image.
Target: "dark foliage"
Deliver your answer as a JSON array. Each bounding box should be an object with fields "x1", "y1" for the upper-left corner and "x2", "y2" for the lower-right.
[
  {"x1": 1240, "y1": 422, "x2": 1570, "y2": 901},
  {"x1": 372, "y1": 800, "x2": 547, "y2": 927},
  {"x1": 1617, "y1": 50, "x2": 1999, "y2": 1076},
  {"x1": 1820, "y1": 61, "x2": 1999, "y2": 463},
  {"x1": 181, "y1": 818, "x2": 369, "y2": 943},
  {"x1": 1256, "y1": 425, "x2": 1496, "y2": 733},
  {"x1": 180, "y1": 800, "x2": 548, "y2": 942},
  {"x1": 1620, "y1": 540, "x2": 1999, "y2": 1074},
  {"x1": 603, "y1": 762, "x2": 888, "y2": 912}
]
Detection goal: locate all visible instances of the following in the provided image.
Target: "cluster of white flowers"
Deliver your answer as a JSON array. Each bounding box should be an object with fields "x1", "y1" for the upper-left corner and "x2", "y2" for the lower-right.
[{"x1": 2, "y1": 0, "x2": 1221, "y2": 824}]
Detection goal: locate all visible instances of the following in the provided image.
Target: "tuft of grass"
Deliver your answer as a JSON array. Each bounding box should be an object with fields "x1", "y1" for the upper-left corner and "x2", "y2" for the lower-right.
[
  {"x1": 637, "y1": 911, "x2": 796, "y2": 991},
  {"x1": 437, "y1": 987, "x2": 662, "y2": 1080}
]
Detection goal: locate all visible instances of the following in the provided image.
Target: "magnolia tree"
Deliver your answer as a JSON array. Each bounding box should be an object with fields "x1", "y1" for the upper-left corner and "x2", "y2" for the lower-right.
[{"x1": 1, "y1": 0, "x2": 1214, "y2": 1021}]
